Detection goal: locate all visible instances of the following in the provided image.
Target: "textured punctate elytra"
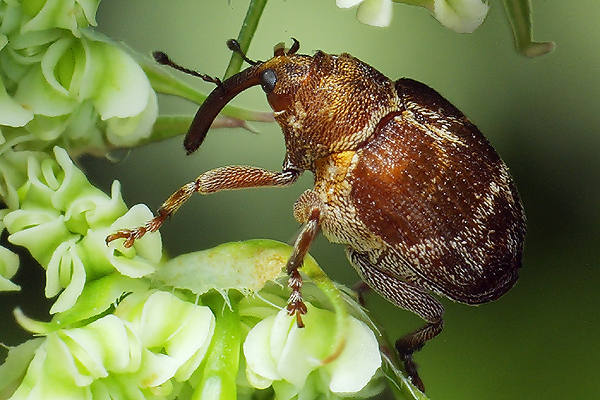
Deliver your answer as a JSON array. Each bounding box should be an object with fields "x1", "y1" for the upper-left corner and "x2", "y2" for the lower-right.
[{"x1": 107, "y1": 39, "x2": 526, "y2": 392}]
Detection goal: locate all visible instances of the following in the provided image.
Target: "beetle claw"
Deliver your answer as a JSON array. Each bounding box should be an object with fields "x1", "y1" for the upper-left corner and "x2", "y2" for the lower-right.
[
  {"x1": 400, "y1": 352, "x2": 426, "y2": 392},
  {"x1": 105, "y1": 227, "x2": 146, "y2": 248},
  {"x1": 287, "y1": 300, "x2": 307, "y2": 328}
]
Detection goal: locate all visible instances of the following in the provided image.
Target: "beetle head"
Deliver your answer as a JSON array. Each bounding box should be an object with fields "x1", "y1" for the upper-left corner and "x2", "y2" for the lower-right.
[
  {"x1": 185, "y1": 40, "x2": 399, "y2": 170},
  {"x1": 183, "y1": 41, "x2": 311, "y2": 155}
]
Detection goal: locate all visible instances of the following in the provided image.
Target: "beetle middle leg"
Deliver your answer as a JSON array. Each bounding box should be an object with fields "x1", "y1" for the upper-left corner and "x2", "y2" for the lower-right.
[
  {"x1": 106, "y1": 166, "x2": 300, "y2": 247},
  {"x1": 346, "y1": 249, "x2": 444, "y2": 392},
  {"x1": 286, "y1": 190, "x2": 323, "y2": 328}
]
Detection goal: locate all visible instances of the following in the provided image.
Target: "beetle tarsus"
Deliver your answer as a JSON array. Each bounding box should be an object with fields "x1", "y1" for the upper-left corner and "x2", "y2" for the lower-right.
[
  {"x1": 399, "y1": 351, "x2": 426, "y2": 392},
  {"x1": 105, "y1": 211, "x2": 168, "y2": 248},
  {"x1": 105, "y1": 228, "x2": 144, "y2": 248},
  {"x1": 287, "y1": 301, "x2": 307, "y2": 328},
  {"x1": 287, "y1": 269, "x2": 307, "y2": 328},
  {"x1": 352, "y1": 280, "x2": 370, "y2": 306}
]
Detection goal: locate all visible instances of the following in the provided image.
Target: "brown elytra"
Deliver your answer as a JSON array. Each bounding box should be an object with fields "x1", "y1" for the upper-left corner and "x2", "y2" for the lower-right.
[{"x1": 107, "y1": 40, "x2": 526, "y2": 392}]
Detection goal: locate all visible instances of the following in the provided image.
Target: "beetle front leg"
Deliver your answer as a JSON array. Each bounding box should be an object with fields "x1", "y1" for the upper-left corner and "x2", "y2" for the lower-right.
[
  {"x1": 106, "y1": 166, "x2": 300, "y2": 247},
  {"x1": 286, "y1": 190, "x2": 323, "y2": 327}
]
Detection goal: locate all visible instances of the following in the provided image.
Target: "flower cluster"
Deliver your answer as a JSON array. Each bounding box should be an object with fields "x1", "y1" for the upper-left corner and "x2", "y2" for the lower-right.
[
  {"x1": 336, "y1": 0, "x2": 489, "y2": 32},
  {"x1": 244, "y1": 306, "x2": 383, "y2": 399},
  {"x1": 1, "y1": 200, "x2": 386, "y2": 399},
  {"x1": 336, "y1": 0, "x2": 554, "y2": 57},
  {"x1": 0, "y1": 0, "x2": 157, "y2": 155},
  {"x1": 6, "y1": 290, "x2": 215, "y2": 400},
  {"x1": 2, "y1": 147, "x2": 161, "y2": 312}
]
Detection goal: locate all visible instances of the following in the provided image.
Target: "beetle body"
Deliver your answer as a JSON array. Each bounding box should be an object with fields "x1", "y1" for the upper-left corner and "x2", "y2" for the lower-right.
[
  {"x1": 260, "y1": 52, "x2": 525, "y2": 306},
  {"x1": 108, "y1": 42, "x2": 526, "y2": 391}
]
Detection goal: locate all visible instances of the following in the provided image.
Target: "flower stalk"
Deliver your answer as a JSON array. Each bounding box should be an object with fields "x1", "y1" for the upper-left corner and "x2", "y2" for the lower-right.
[
  {"x1": 223, "y1": 0, "x2": 269, "y2": 80},
  {"x1": 502, "y1": 0, "x2": 555, "y2": 57},
  {"x1": 192, "y1": 293, "x2": 242, "y2": 400}
]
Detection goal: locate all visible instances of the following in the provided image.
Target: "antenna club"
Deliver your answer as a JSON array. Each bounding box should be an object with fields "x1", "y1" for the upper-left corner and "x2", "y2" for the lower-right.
[
  {"x1": 153, "y1": 51, "x2": 170, "y2": 65},
  {"x1": 226, "y1": 39, "x2": 241, "y2": 52}
]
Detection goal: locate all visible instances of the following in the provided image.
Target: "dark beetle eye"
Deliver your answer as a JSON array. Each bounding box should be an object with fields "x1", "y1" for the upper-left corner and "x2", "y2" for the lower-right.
[{"x1": 259, "y1": 69, "x2": 277, "y2": 93}]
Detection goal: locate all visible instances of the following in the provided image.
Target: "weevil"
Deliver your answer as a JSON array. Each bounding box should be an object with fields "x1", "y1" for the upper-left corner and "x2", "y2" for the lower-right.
[{"x1": 107, "y1": 39, "x2": 526, "y2": 391}]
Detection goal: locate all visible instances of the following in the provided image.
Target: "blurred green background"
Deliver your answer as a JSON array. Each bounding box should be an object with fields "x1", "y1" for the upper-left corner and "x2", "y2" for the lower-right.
[{"x1": 3, "y1": 1, "x2": 600, "y2": 399}]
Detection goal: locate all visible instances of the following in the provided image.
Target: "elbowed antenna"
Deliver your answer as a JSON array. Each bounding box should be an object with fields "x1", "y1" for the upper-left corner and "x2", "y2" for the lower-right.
[
  {"x1": 152, "y1": 51, "x2": 222, "y2": 87},
  {"x1": 184, "y1": 64, "x2": 262, "y2": 154},
  {"x1": 226, "y1": 39, "x2": 261, "y2": 65}
]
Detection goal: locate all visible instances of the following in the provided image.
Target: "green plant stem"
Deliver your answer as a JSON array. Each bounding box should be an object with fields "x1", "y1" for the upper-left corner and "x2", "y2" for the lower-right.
[
  {"x1": 502, "y1": 0, "x2": 554, "y2": 57},
  {"x1": 136, "y1": 115, "x2": 264, "y2": 146},
  {"x1": 142, "y1": 63, "x2": 273, "y2": 122},
  {"x1": 223, "y1": 0, "x2": 268, "y2": 80},
  {"x1": 193, "y1": 293, "x2": 241, "y2": 400}
]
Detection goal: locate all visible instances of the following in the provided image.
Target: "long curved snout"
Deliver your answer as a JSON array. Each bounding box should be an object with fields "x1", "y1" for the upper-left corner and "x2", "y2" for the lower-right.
[{"x1": 184, "y1": 65, "x2": 262, "y2": 154}]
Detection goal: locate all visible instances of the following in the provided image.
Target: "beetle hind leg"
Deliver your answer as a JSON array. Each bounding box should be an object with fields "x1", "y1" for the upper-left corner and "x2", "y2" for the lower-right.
[
  {"x1": 395, "y1": 320, "x2": 443, "y2": 393},
  {"x1": 346, "y1": 249, "x2": 444, "y2": 392}
]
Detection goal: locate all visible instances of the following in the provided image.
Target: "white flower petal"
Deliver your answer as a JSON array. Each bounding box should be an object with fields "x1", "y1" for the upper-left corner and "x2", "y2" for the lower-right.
[
  {"x1": 21, "y1": 0, "x2": 81, "y2": 36},
  {"x1": 7, "y1": 214, "x2": 78, "y2": 267},
  {"x1": 105, "y1": 89, "x2": 157, "y2": 146},
  {"x1": 356, "y1": 0, "x2": 393, "y2": 27},
  {"x1": 244, "y1": 316, "x2": 280, "y2": 382},
  {"x1": 109, "y1": 204, "x2": 162, "y2": 264},
  {"x1": 136, "y1": 349, "x2": 180, "y2": 387},
  {"x1": 269, "y1": 308, "x2": 294, "y2": 362},
  {"x1": 168, "y1": 306, "x2": 215, "y2": 379},
  {"x1": 245, "y1": 368, "x2": 274, "y2": 390},
  {"x1": 110, "y1": 254, "x2": 157, "y2": 278},
  {"x1": 0, "y1": 274, "x2": 20, "y2": 291},
  {"x1": 62, "y1": 315, "x2": 139, "y2": 374},
  {"x1": 0, "y1": 78, "x2": 33, "y2": 127},
  {"x1": 13, "y1": 65, "x2": 77, "y2": 117},
  {"x1": 75, "y1": 0, "x2": 101, "y2": 26},
  {"x1": 326, "y1": 318, "x2": 381, "y2": 393},
  {"x1": 275, "y1": 310, "x2": 331, "y2": 388},
  {"x1": 49, "y1": 247, "x2": 87, "y2": 313},
  {"x1": 243, "y1": 303, "x2": 382, "y2": 395},
  {"x1": 83, "y1": 40, "x2": 151, "y2": 120},
  {"x1": 45, "y1": 240, "x2": 75, "y2": 297},
  {"x1": 336, "y1": 0, "x2": 364, "y2": 8},
  {"x1": 137, "y1": 291, "x2": 189, "y2": 347},
  {"x1": 0, "y1": 339, "x2": 44, "y2": 395},
  {"x1": 45, "y1": 333, "x2": 95, "y2": 387},
  {"x1": 432, "y1": 0, "x2": 489, "y2": 33},
  {"x1": 0, "y1": 245, "x2": 20, "y2": 291},
  {"x1": 41, "y1": 37, "x2": 74, "y2": 96}
]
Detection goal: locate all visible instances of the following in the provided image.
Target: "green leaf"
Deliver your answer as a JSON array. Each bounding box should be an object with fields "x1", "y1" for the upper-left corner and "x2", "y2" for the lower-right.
[{"x1": 153, "y1": 239, "x2": 290, "y2": 298}]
